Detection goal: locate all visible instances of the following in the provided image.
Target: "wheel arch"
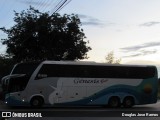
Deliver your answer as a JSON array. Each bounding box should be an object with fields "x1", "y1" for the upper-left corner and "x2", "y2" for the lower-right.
[
  {"x1": 122, "y1": 95, "x2": 136, "y2": 104},
  {"x1": 29, "y1": 94, "x2": 44, "y2": 103},
  {"x1": 123, "y1": 95, "x2": 135, "y2": 108},
  {"x1": 106, "y1": 93, "x2": 138, "y2": 105},
  {"x1": 108, "y1": 96, "x2": 121, "y2": 107}
]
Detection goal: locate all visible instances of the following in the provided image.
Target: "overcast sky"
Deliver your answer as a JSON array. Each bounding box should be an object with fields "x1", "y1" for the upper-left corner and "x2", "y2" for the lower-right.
[{"x1": 1, "y1": 0, "x2": 160, "y2": 65}]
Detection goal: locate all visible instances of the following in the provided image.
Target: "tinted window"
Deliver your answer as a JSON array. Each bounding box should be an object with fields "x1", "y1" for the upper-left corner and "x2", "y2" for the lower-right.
[
  {"x1": 12, "y1": 62, "x2": 40, "y2": 75},
  {"x1": 36, "y1": 64, "x2": 156, "y2": 79},
  {"x1": 36, "y1": 64, "x2": 84, "y2": 79},
  {"x1": 8, "y1": 76, "x2": 30, "y2": 92}
]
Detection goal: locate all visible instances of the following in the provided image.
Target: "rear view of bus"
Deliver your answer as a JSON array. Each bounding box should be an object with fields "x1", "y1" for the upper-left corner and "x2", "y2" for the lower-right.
[{"x1": 111, "y1": 65, "x2": 158, "y2": 108}]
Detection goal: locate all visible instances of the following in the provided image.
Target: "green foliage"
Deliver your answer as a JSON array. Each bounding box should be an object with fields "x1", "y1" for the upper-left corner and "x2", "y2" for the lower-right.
[
  {"x1": 105, "y1": 51, "x2": 121, "y2": 64},
  {"x1": 0, "y1": 6, "x2": 91, "y2": 62}
]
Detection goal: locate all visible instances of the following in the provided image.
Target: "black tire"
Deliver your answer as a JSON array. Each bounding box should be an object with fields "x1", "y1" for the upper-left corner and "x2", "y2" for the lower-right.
[
  {"x1": 30, "y1": 97, "x2": 44, "y2": 107},
  {"x1": 123, "y1": 97, "x2": 134, "y2": 108},
  {"x1": 108, "y1": 96, "x2": 120, "y2": 108}
]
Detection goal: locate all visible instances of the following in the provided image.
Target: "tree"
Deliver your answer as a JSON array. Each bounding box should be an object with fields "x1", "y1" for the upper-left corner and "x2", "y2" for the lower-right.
[
  {"x1": 0, "y1": 6, "x2": 91, "y2": 62},
  {"x1": 105, "y1": 51, "x2": 121, "y2": 64}
]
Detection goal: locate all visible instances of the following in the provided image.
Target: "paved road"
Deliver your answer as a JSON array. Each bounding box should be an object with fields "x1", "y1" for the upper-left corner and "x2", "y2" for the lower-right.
[{"x1": 0, "y1": 101, "x2": 160, "y2": 120}]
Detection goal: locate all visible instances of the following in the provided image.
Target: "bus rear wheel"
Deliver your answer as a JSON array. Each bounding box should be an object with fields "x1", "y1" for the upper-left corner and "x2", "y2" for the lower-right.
[
  {"x1": 30, "y1": 96, "x2": 44, "y2": 107},
  {"x1": 108, "y1": 96, "x2": 120, "y2": 108},
  {"x1": 123, "y1": 96, "x2": 134, "y2": 108}
]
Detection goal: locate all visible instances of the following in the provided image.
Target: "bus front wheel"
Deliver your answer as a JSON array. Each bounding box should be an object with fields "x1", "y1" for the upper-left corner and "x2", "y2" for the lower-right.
[
  {"x1": 123, "y1": 96, "x2": 134, "y2": 108},
  {"x1": 108, "y1": 96, "x2": 120, "y2": 108},
  {"x1": 30, "y1": 96, "x2": 44, "y2": 107}
]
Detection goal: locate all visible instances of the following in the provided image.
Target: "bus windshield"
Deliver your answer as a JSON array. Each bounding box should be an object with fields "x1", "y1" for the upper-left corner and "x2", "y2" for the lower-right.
[
  {"x1": 8, "y1": 75, "x2": 29, "y2": 92},
  {"x1": 3, "y1": 62, "x2": 40, "y2": 93}
]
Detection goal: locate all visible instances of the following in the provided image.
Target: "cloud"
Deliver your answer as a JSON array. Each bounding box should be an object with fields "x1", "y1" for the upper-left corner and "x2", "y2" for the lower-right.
[
  {"x1": 140, "y1": 49, "x2": 157, "y2": 55},
  {"x1": 121, "y1": 42, "x2": 160, "y2": 52},
  {"x1": 121, "y1": 41, "x2": 160, "y2": 58},
  {"x1": 78, "y1": 14, "x2": 107, "y2": 27},
  {"x1": 82, "y1": 21, "x2": 104, "y2": 26},
  {"x1": 123, "y1": 53, "x2": 142, "y2": 58},
  {"x1": 122, "y1": 50, "x2": 157, "y2": 58},
  {"x1": 78, "y1": 14, "x2": 89, "y2": 19},
  {"x1": 140, "y1": 21, "x2": 160, "y2": 27}
]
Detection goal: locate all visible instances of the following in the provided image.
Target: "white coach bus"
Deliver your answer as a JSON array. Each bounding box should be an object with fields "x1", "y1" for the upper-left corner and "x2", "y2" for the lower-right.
[{"x1": 1, "y1": 61, "x2": 158, "y2": 108}]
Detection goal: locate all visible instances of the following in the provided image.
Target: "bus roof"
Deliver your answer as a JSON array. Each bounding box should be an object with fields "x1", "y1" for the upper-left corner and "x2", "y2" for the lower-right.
[{"x1": 41, "y1": 60, "x2": 155, "y2": 68}]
